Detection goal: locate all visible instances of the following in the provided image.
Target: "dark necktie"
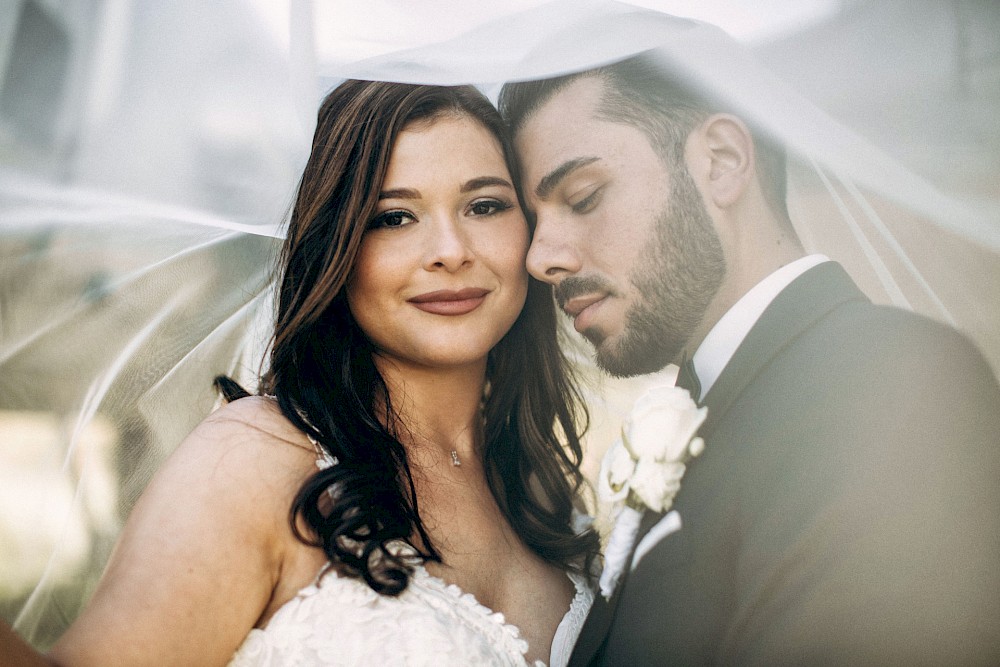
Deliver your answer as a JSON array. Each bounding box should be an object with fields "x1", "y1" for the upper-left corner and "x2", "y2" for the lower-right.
[{"x1": 676, "y1": 354, "x2": 702, "y2": 403}]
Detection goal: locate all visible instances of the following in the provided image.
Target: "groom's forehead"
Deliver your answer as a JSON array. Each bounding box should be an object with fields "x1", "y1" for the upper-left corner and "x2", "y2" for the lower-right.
[
  {"x1": 514, "y1": 77, "x2": 608, "y2": 159},
  {"x1": 513, "y1": 76, "x2": 642, "y2": 188},
  {"x1": 524, "y1": 75, "x2": 606, "y2": 130}
]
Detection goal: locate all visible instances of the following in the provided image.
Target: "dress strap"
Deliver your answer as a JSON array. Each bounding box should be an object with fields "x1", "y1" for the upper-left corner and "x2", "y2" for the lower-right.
[
  {"x1": 263, "y1": 393, "x2": 338, "y2": 470},
  {"x1": 307, "y1": 433, "x2": 340, "y2": 470}
]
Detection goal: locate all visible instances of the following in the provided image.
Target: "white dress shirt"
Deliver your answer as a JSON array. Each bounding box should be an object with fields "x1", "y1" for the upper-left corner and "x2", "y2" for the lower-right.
[{"x1": 692, "y1": 254, "x2": 830, "y2": 398}]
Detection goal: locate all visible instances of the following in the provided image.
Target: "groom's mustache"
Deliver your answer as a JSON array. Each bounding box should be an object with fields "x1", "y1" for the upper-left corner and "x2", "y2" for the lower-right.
[{"x1": 554, "y1": 275, "x2": 618, "y2": 312}]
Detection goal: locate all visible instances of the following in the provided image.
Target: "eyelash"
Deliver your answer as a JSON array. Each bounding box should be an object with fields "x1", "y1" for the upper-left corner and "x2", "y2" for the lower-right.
[
  {"x1": 368, "y1": 210, "x2": 415, "y2": 229},
  {"x1": 468, "y1": 198, "x2": 514, "y2": 216},
  {"x1": 368, "y1": 198, "x2": 514, "y2": 230},
  {"x1": 570, "y1": 188, "x2": 601, "y2": 214}
]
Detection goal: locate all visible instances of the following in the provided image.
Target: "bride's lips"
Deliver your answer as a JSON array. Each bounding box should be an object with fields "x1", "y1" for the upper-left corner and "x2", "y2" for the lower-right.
[
  {"x1": 408, "y1": 288, "x2": 491, "y2": 315},
  {"x1": 562, "y1": 293, "x2": 608, "y2": 333}
]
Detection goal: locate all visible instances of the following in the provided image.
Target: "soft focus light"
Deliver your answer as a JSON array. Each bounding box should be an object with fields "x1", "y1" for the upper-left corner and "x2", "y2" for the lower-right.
[
  {"x1": 0, "y1": 411, "x2": 118, "y2": 599},
  {"x1": 308, "y1": 0, "x2": 840, "y2": 65},
  {"x1": 631, "y1": 0, "x2": 839, "y2": 42}
]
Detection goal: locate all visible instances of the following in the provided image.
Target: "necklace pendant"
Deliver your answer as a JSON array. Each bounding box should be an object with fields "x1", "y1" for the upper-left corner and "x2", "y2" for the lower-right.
[{"x1": 450, "y1": 450, "x2": 461, "y2": 467}]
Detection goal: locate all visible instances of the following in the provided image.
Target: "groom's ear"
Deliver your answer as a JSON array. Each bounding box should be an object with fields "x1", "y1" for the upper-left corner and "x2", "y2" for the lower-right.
[{"x1": 689, "y1": 113, "x2": 754, "y2": 210}]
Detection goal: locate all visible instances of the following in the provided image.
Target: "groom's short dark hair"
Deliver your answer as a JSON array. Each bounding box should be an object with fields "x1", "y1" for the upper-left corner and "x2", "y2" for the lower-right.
[{"x1": 498, "y1": 52, "x2": 790, "y2": 222}]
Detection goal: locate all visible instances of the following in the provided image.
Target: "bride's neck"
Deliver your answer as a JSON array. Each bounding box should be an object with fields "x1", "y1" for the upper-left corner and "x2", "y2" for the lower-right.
[{"x1": 374, "y1": 357, "x2": 486, "y2": 463}]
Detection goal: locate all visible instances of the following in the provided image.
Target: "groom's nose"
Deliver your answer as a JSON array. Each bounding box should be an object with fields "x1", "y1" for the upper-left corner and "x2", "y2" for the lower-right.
[{"x1": 527, "y1": 211, "x2": 582, "y2": 285}]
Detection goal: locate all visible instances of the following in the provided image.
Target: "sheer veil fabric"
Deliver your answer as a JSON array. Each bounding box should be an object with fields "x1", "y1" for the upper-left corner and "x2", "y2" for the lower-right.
[{"x1": 1, "y1": 0, "x2": 997, "y2": 648}]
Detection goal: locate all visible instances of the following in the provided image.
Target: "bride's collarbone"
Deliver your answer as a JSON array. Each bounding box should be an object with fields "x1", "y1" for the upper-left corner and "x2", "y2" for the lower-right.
[
  {"x1": 415, "y1": 470, "x2": 565, "y2": 593},
  {"x1": 425, "y1": 550, "x2": 572, "y2": 665},
  {"x1": 424, "y1": 524, "x2": 573, "y2": 616}
]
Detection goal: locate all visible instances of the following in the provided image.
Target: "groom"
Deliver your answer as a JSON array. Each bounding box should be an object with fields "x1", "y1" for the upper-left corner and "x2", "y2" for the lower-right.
[{"x1": 500, "y1": 54, "x2": 1000, "y2": 665}]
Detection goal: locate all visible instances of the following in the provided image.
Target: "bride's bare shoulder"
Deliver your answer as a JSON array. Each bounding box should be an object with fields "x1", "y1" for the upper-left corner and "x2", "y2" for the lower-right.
[
  {"x1": 202, "y1": 395, "x2": 312, "y2": 449},
  {"x1": 51, "y1": 396, "x2": 323, "y2": 665},
  {"x1": 162, "y1": 396, "x2": 319, "y2": 493}
]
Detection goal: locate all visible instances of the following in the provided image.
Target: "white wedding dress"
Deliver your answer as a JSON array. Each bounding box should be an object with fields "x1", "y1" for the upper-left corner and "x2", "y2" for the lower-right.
[{"x1": 227, "y1": 558, "x2": 592, "y2": 667}]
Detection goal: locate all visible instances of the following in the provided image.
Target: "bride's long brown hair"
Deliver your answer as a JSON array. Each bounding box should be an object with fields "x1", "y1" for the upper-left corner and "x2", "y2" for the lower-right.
[{"x1": 238, "y1": 80, "x2": 597, "y2": 594}]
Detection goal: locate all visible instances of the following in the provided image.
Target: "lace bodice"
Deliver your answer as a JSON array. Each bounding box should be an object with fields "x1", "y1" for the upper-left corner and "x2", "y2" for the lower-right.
[{"x1": 228, "y1": 560, "x2": 592, "y2": 667}]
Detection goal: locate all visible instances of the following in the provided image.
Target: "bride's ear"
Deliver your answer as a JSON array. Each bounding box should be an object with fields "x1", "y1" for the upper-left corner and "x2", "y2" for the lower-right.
[{"x1": 690, "y1": 113, "x2": 755, "y2": 210}]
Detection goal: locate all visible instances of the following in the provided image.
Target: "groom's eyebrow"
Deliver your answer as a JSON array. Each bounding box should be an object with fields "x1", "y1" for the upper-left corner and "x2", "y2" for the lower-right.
[{"x1": 535, "y1": 156, "x2": 600, "y2": 200}]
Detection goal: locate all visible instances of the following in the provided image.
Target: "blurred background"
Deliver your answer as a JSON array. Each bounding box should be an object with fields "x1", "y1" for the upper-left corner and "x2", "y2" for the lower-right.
[{"x1": 1, "y1": 0, "x2": 998, "y2": 647}]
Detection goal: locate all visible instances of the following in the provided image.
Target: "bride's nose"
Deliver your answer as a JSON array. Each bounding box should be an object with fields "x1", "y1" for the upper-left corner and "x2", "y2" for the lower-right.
[{"x1": 422, "y1": 214, "x2": 474, "y2": 272}]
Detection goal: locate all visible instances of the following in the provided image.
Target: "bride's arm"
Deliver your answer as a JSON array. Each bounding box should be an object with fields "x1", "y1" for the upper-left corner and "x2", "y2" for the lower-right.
[{"x1": 10, "y1": 398, "x2": 313, "y2": 667}]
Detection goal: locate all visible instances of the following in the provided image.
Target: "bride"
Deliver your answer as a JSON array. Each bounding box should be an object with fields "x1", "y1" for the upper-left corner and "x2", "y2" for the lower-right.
[{"x1": 1, "y1": 79, "x2": 598, "y2": 666}]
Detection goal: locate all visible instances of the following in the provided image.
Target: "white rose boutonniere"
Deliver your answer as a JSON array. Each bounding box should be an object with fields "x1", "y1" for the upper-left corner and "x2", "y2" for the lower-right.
[{"x1": 597, "y1": 384, "x2": 707, "y2": 599}]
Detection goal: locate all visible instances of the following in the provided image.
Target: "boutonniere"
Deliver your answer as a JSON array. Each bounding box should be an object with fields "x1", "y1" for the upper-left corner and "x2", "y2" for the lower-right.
[{"x1": 597, "y1": 384, "x2": 707, "y2": 599}]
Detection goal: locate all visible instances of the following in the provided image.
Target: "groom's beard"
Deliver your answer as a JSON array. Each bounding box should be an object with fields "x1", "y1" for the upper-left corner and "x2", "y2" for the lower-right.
[{"x1": 590, "y1": 164, "x2": 725, "y2": 378}]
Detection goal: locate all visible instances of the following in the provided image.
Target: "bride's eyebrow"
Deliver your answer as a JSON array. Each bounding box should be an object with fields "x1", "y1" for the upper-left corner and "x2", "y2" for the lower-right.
[
  {"x1": 461, "y1": 176, "x2": 514, "y2": 193},
  {"x1": 378, "y1": 188, "x2": 420, "y2": 200}
]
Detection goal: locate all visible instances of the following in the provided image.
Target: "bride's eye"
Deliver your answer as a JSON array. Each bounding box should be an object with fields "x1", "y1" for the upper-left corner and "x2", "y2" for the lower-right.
[
  {"x1": 369, "y1": 210, "x2": 415, "y2": 229},
  {"x1": 469, "y1": 198, "x2": 513, "y2": 217}
]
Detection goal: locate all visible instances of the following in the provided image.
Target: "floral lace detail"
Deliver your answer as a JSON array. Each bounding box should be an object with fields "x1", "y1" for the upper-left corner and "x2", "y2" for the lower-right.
[{"x1": 228, "y1": 555, "x2": 591, "y2": 667}]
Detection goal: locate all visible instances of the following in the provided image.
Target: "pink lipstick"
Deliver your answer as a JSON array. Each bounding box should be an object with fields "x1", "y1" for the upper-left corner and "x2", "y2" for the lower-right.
[{"x1": 408, "y1": 288, "x2": 490, "y2": 315}]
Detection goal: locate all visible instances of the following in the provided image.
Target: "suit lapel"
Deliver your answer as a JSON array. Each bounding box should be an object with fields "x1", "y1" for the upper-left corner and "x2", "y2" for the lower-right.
[
  {"x1": 700, "y1": 262, "x2": 867, "y2": 437},
  {"x1": 569, "y1": 508, "x2": 664, "y2": 666}
]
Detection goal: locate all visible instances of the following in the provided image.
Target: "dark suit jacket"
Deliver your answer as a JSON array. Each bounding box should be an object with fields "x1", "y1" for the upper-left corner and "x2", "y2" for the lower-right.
[{"x1": 571, "y1": 262, "x2": 1000, "y2": 666}]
